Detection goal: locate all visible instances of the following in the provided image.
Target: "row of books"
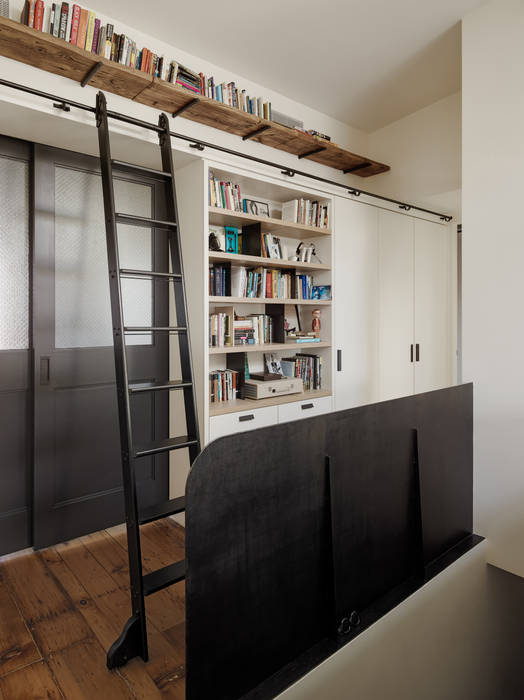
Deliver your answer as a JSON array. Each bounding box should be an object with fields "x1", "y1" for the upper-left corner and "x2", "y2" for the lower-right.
[
  {"x1": 261, "y1": 234, "x2": 283, "y2": 259},
  {"x1": 208, "y1": 175, "x2": 243, "y2": 212},
  {"x1": 209, "y1": 369, "x2": 239, "y2": 404},
  {"x1": 231, "y1": 267, "x2": 296, "y2": 300},
  {"x1": 201, "y1": 79, "x2": 271, "y2": 118},
  {"x1": 209, "y1": 264, "x2": 228, "y2": 297},
  {"x1": 209, "y1": 312, "x2": 274, "y2": 347},
  {"x1": 21, "y1": 1, "x2": 165, "y2": 75},
  {"x1": 282, "y1": 199, "x2": 330, "y2": 229},
  {"x1": 281, "y1": 354, "x2": 322, "y2": 391}
]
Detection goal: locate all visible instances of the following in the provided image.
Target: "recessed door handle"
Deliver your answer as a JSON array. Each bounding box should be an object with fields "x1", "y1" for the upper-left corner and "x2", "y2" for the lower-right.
[
  {"x1": 239, "y1": 414, "x2": 254, "y2": 422},
  {"x1": 415, "y1": 344, "x2": 420, "y2": 362},
  {"x1": 40, "y1": 357, "x2": 50, "y2": 385},
  {"x1": 301, "y1": 403, "x2": 314, "y2": 410}
]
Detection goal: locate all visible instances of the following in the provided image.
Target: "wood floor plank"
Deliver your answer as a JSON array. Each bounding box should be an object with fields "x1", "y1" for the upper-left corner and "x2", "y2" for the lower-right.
[
  {"x1": 47, "y1": 638, "x2": 136, "y2": 699},
  {"x1": 54, "y1": 539, "x2": 120, "y2": 600},
  {"x1": 0, "y1": 581, "x2": 41, "y2": 677},
  {"x1": 0, "y1": 660, "x2": 63, "y2": 700}
]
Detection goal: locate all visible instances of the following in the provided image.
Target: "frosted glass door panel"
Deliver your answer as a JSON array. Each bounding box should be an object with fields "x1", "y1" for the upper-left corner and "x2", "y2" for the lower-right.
[
  {"x1": 0, "y1": 157, "x2": 29, "y2": 350},
  {"x1": 54, "y1": 167, "x2": 152, "y2": 348}
]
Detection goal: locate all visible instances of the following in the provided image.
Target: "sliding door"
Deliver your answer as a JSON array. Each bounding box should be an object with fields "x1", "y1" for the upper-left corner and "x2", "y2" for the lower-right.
[
  {"x1": 0, "y1": 138, "x2": 32, "y2": 556},
  {"x1": 33, "y1": 145, "x2": 170, "y2": 548}
]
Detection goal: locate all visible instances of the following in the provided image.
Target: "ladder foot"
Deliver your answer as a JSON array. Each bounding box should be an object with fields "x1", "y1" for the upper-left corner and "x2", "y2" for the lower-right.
[{"x1": 107, "y1": 614, "x2": 148, "y2": 669}]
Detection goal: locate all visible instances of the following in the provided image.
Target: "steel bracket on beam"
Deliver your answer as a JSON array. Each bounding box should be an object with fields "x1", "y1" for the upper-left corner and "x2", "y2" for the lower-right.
[
  {"x1": 242, "y1": 124, "x2": 271, "y2": 141},
  {"x1": 172, "y1": 98, "x2": 199, "y2": 118},
  {"x1": 81, "y1": 61, "x2": 104, "y2": 88},
  {"x1": 298, "y1": 146, "x2": 327, "y2": 160}
]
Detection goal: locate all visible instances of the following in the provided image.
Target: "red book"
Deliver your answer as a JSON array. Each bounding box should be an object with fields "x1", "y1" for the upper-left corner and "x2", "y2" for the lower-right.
[
  {"x1": 69, "y1": 5, "x2": 80, "y2": 44},
  {"x1": 33, "y1": 0, "x2": 44, "y2": 29},
  {"x1": 266, "y1": 273, "x2": 272, "y2": 298}
]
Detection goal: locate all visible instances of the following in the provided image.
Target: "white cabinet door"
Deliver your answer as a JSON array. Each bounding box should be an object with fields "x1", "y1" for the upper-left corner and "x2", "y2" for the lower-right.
[
  {"x1": 414, "y1": 220, "x2": 452, "y2": 393},
  {"x1": 333, "y1": 197, "x2": 379, "y2": 411},
  {"x1": 378, "y1": 210, "x2": 415, "y2": 401}
]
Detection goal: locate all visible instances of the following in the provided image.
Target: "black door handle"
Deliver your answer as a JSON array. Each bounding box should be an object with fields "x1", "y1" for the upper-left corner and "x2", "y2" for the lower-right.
[
  {"x1": 337, "y1": 349, "x2": 342, "y2": 372},
  {"x1": 40, "y1": 357, "x2": 50, "y2": 385},
  {"x1": 410, "y1": 344, "x2": 414, "y2": 363},
  {"x1": 301, "y1": 403, "x2": 314, "y2": 410},
  {"x1": 415, "y1": 344, "x2": 420, "y2": 362},
  {"x1": 239, "y1": 414, "x2": 254, "y2": 422}
]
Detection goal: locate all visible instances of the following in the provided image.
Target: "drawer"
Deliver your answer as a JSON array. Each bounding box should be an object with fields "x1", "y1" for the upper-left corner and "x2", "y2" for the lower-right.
[
  {"x1": 277, "y1": 395, "x2": 333, "y2": 424},
  {"x1": 209, "y1": 405, "x2": 278, "y2": 441}
]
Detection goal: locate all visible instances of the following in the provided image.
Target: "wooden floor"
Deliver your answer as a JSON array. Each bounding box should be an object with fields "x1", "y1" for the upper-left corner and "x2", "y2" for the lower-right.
[{"x1": 0, "y1": 519, "x2": 186, "y2": 699}]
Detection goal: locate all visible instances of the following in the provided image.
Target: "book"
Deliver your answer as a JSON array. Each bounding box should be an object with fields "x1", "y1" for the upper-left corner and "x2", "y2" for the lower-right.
[
  {"x1": 58, "y1": 2, "x2": 68, "y2": 39},
  {"x1": 91, "y1": 18, "x2": 100, "y2": 52},
  {"x1": 34, "y1": 0, "x2": 44, "y2": 30},
  {"x1": 84, "y1": 11, "x2": 95, "y2": 52},
  {"x1": 28, "y1": 0, "x2": 36, "y2": 28},
  {"x1": 65, "y1": 2, "x2": 72, "y2": 41},
  {"x1": 77, "y1": 7, "x2": 88, "y2": 48}
]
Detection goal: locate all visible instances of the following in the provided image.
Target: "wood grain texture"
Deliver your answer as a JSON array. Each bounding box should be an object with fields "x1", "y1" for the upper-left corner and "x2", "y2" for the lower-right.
[
  {"x1": 0, "y1": 17, "x2": 389, "y2": 177},
  {"x1": 0, "y1": 519, "x2": 187, "y2": 699}
]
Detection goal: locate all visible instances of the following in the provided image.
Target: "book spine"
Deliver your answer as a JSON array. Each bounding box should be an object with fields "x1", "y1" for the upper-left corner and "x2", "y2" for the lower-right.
[
  {"x1": 58, "y1": 3, "x2": 68, "y2": 40},
  {"x1": 105, "y1": 24, "x2": 113, "y2": 59},
  {"x1": 65, "y1": 3, "x2": 73, "y2": 41},
  {"x1": 28, "y1": 0, "x2": 36, "y2": 28},
  {"x1": 84, "y1": 11, "x2": 95, "y2": 52},
  {"x1": 91, "y1": 18, "x2": 100, "y2": 52},
  {"x1": 77, "y1": 8, "x2": 88, "y2": 47},
  {"x1": 34, "y1": 0, "x2": 44, "y2": 30}
]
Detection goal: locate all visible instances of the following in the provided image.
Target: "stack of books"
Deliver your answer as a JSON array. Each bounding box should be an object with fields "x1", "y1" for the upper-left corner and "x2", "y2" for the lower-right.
[
  {"x1": 208, "y1": 173, "x2": 243, "y2": 211},
  {"x1": 282, "y1": 199, "x2": 330, "y2": 228},
  {"x1": 209, "y1": 312, "x2": 231, "y2": 347},
  {"x1": 166, "y1": 62, "x2": 200, "y2": 93},
  {"x1": 281, "y1": 353, "x2": 322, "y2": 390},
  {"x1": 209, "y1": 264, "x2": 228, "y2": 296},
  {"x1": 261, "y1": 234, "x2": 283, "y2": 259},
  {"x1": 209, "y1": 369, "x2": 239, "y2": 403},
  {"x1": 234, "y1": 315, "x2": 273, "y2": 346}
]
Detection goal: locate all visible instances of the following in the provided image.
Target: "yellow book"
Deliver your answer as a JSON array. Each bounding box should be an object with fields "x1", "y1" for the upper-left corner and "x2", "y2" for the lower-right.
[{"x1": 85, "y1": 11, "x2": 96, "y2": 54}]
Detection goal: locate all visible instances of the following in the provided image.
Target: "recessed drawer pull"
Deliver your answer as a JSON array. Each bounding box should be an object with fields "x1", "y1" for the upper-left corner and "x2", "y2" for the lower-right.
[
  {"x1": 239, "y1": 414, "x2": 255, "y2": 422},
  {"x1": 301, "y1": 403, "x2": 314, "y2": 410}
]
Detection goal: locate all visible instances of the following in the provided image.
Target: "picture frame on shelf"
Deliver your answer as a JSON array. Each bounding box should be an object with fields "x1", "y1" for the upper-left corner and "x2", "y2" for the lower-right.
[
  {"x1": 243, "y1": 198, "x2": 270, "y2": 217},
  {"x1": 312, "y1": 285, "x2": 332, "y2": 300},
  {"x1": 224, "y1": 226, "x2": 239, "y2": 254}
]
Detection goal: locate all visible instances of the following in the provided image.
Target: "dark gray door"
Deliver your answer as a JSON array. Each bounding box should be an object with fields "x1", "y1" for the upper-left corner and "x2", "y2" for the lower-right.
[
  {"x1": 33, "y1": 144, "x2": 170, "y2": 548},
  {"x1": 0, "y1": 137, "x2": 32, "y2": 556}
]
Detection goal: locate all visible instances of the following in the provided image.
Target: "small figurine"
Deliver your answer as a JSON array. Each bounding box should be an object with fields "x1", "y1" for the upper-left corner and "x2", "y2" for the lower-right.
[{"x1": 312, "y1": 308, "x2": 321, "y2": 337}]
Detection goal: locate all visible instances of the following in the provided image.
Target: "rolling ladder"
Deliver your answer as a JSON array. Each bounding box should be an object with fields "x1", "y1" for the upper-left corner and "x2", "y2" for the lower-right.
[{"x1": 95, "y1": 91, "x2": 200, "y2": 669}]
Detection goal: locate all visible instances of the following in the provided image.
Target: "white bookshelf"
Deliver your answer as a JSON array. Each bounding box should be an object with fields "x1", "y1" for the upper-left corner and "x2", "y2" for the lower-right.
[{"x1": 176, "y1": 157, "x2": 335, "y2": 445}]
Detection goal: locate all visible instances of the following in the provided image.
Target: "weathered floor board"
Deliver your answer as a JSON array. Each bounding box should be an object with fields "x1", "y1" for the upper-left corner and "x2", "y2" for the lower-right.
[{"x1": 0, "y1": 520, "x2": 186, "y2": 699}]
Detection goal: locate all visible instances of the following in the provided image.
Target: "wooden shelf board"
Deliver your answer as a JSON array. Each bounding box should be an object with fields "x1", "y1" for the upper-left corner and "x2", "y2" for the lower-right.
[
  {"x1": 209, "y1": 389, "x2": 332, "y2": 416},
  {"x1": 208, "y1": 251, "x2": 331, "y2": 272},
  {"x1": 0, "y1": 18, "x2": 390, "y2": 178},
  {"x1": 209, "y1": 296, "x2": 331, "y2": 305},
  {"x1": 209, "y1": 341, "x2": 331, "y2": 355},
  {"x1": 208, "y1": 207, "x2": 332, "y2": 238}
]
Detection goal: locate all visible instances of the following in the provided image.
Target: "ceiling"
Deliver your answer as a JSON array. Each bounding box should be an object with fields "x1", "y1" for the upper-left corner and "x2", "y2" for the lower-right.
[{"x1": 88, "y1": 0, "x2": 484, "y2": 132}]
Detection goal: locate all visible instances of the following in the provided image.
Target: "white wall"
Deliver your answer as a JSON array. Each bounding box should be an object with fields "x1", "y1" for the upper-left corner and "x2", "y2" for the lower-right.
[
  {"x1": 462, "y1": 0, "x2": 524, "y2": 578},
  {"x1": 368, "y1": 92, "x2": 462, "y2": 221}
]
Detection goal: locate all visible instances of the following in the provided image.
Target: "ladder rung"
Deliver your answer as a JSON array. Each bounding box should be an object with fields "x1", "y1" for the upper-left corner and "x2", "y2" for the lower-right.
[
  {"x1": 129, "y1": 380, "x2": 192, "y2": 393},
  {"x1": 143, "y1": 560, "x2": 186, "y2": 596},
  {"x1": 119, "y1": 268, "x2": 182, "y2": 280},
  {"x1": 111, "y1": 159, "x2": 172, "y2": 179},
  {"x1": 139, "y1": 496, "x2": 185, "y2": 525},
  {"x1": 134, "y1": 435, "x2": 198, "y2": 458},
  {"x1": 115, "y1": 213, "x2": 177, "y2": 229},
  {"x1": 124, "y1": 326, "x2": 187, "y2": 334}
]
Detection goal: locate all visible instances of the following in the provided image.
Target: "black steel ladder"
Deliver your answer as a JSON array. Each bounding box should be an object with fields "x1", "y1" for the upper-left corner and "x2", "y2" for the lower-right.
[{"x1": 95, "y1": 91, "x2": 200, "y2": 669}]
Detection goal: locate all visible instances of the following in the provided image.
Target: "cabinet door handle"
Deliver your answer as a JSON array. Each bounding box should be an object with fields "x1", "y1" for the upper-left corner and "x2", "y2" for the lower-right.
[
  {"x1": 337, "y1": 349, "x2": 342, "y2": 372},
  {"x1": 239, "y1": 414, "x2": 254, "y2": 422},
  {"x1": 410, "y1": 344, "x2": 414, "y2": 363},
  {"x1": 40, "y1": 357, "x2": 50, "y2": 385},
  {"x1": 301, "y1": 403, "x2": 314, "y2": 410},
  {"x1": 415, "y1": 344, "x2": 420, "y2": 362}
]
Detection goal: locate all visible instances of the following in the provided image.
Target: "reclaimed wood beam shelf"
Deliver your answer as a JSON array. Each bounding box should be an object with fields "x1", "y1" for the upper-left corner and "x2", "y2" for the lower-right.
[{"x1": 0, "y1": 17, "x2": 390, "y2": 178}]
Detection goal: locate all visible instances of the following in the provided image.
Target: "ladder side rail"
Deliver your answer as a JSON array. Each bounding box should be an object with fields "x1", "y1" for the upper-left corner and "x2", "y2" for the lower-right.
[
  {"x1": 96, "y1": 92, "x2": 148, "y2": 660},
  {"x1": 158, "y1": 112, "x2": 201, "y2": 463}
]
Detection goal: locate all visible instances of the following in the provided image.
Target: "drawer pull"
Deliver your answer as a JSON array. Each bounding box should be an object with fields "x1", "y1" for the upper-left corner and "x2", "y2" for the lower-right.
[
  {"x1": 301, "y1": 403, "x2": 314, "y2": 410},
  {"x1": 239, "y1": 414, "x2": 255, "y2": 422}
]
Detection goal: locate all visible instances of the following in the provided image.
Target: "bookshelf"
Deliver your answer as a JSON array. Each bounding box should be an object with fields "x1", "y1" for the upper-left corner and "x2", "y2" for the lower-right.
[
  {"x1": 0, "y1": 16, "x2": 390, "y2": 177},
  {"x1": 175, "y1": 158, "x2": 334, "y2": 444}
]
